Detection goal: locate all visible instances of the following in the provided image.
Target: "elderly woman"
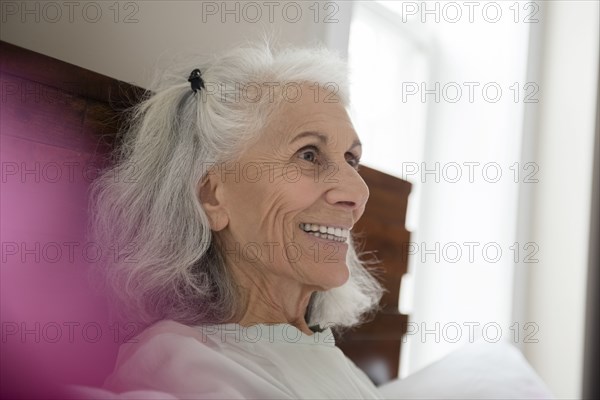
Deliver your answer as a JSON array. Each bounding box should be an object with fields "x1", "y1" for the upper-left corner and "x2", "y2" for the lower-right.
[{"x1": 89, "y1": 39, "x2": 385, "y2": 399}]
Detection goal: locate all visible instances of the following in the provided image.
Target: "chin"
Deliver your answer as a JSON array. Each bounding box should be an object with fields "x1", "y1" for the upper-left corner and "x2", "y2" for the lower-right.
[{"x1": 316, "y1": 262, "x2": 350, "y2": 289}]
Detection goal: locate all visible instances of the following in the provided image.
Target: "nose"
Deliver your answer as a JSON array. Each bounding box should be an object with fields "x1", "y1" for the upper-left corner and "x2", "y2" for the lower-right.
[{"x1": 324, "y1": 162, "x2": 369, "y2": 212}]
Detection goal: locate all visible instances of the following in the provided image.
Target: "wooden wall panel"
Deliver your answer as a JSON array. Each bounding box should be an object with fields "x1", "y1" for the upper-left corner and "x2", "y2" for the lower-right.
[{"x1": 334, "y1": 166, "x2": 412, "y2": 385}]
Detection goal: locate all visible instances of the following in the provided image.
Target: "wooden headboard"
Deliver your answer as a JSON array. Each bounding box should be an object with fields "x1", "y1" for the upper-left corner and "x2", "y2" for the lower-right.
[
  {"x1": 334, "y1": 167, "x2": 412, "y2": 385},
  {"x1": 0, "y1": 40, "x2": 411, "y2": 388}
]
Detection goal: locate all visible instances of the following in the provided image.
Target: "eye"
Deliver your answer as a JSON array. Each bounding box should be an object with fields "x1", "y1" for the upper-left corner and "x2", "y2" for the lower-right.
[
  {"x1": 346, "y1": 153, "x2": 361, "y2": 171},
  {"x1": 298, "y1": 145, "x2": 320, "y2": 164}
]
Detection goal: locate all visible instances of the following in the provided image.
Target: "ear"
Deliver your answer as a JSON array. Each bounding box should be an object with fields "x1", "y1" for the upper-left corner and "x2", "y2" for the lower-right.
[{"x1": 198, "y1": 171, "x2": 229, "y2": 232}]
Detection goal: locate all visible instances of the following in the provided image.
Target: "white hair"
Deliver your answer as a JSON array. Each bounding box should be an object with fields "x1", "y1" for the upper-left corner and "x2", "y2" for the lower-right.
[{"x1": 88, "y1": 36, "x2": 384, "y2": 333}]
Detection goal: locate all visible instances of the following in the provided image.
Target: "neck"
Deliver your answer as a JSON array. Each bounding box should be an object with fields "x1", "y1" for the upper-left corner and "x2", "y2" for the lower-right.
[{"x1": 226, "y1": 262, "x2": 317, "y2": 336}]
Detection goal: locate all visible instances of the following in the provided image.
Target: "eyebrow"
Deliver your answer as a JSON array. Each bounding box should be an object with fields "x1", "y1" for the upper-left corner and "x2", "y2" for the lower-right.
[{"x1": 290, "y1": 131, "x2": 362, "y2": 150}]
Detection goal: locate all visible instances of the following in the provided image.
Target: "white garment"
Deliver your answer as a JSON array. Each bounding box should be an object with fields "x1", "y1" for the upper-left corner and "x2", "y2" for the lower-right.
[{"x1": 103, "y1": 320, "x2": 384, "y2": 400}]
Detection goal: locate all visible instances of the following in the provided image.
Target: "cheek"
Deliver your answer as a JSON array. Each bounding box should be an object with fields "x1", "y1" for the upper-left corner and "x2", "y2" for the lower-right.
[
  {"x1": 224, "y1": 166, "x2": 323, "y2": 243},
  {"x1": 226, "y1": 181, "x2": 287, "y2": 236},
  {"x1": 281, "y1": 176, "x2": 322, "y2": 205}
]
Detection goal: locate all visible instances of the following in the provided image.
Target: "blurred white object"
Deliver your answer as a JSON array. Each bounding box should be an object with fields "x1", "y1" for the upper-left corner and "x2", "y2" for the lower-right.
[
  {"x1": 378, "y1": 340, "x2": 554, "y2": 399},
  {"x1": 65, "y1": 385, "x2": 178, "y2": 400}
]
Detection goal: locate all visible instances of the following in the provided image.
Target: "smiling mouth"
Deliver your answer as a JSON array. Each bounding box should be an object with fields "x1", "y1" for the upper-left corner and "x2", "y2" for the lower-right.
[{"x1": 299, "y1": 223, "x2": 349, "y2": 243}]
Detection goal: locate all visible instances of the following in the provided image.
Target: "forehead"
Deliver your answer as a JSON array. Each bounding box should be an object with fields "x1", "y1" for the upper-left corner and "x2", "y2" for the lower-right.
[{"x1": 262, "y1": 84, "x2": 359, "y2": 148}]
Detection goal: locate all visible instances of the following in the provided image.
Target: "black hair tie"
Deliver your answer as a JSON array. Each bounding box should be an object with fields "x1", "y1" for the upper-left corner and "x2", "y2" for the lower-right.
[{"x1": 188, "y1": 68, "x2": 205, "y2": 93}]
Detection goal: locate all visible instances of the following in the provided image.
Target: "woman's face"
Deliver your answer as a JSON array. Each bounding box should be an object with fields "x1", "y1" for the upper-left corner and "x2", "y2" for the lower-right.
[{"x1": 205, "y1": 84, "x2": 369, "y2": 294}]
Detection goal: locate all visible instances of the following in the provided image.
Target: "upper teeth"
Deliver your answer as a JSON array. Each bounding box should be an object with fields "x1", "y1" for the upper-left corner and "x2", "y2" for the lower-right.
[{"x1": 300, "y1": 223, "x2": 349, "y2": 239}]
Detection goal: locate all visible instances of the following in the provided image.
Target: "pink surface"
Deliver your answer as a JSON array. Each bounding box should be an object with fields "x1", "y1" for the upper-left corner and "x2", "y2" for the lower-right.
[{"x1": 1, "y1": 120, "x2": 119, "y2": 397}]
